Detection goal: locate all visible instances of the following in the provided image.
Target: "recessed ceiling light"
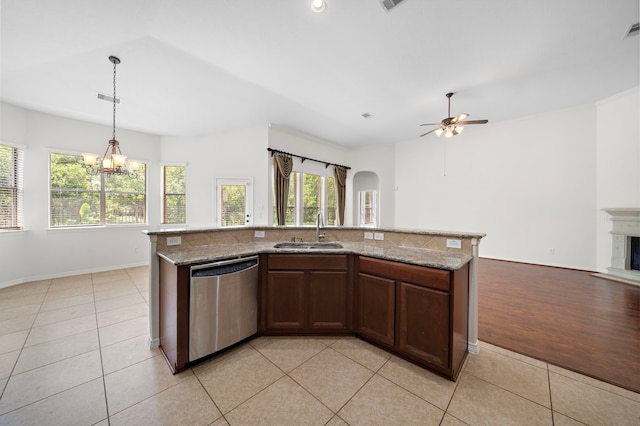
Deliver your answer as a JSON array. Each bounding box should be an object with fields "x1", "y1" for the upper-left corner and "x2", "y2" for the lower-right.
[{"x1": 311, "y1": 0, "x2": 326, "y2": 13}]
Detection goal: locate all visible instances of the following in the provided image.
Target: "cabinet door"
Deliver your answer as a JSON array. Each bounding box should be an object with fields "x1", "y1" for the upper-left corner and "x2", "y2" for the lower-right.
[
  {"x1": 357, "y1": 273, "x2": 395, "y2": 347},
  {"x1": 266, "y1": 271, "x2": 306, "y2": 330},
  {"x1": 309, "y1": 271, "x2": 350, "y2": 330},
  {"x1": 397, "y1": 281, "x2": 450, "y2": 369}
]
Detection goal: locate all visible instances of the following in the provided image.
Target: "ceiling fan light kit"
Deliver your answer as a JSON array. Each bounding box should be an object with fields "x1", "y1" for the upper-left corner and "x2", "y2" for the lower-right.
[{"x1": 419, "y1": 92, "x2": 488, "y2": 138}]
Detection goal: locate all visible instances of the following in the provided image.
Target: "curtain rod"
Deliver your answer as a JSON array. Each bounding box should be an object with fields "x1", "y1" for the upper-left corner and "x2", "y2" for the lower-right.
[{"x1": 267, "y1": 148, "x2": 351, "y2": 170}]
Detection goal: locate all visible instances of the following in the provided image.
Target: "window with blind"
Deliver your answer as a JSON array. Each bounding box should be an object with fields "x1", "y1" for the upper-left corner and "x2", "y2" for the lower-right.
[
  {"x1": 162, "y1": 165, "x2": 186, "y2": 224},
  {"x1": 0, "y1": 144, "x2": 24, "y2": 230},
  {"x1": 216, "y1": 178, "x2": 252, "y2": 227},
  {"x1": 49, "y1": 152, "x2": 146, "y2": 227},
  {"x1": 273, "y1": 172, "x2": 336, "y2": 226}
]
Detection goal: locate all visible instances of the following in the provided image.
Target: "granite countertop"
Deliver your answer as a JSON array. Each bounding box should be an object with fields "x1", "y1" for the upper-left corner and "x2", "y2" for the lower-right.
[
  {"x1": 144, "y1": 225, "x2": 486, "y2": 240},
  {"x1": 157, "y1": 241, "x2": 473, "y2": 271}
]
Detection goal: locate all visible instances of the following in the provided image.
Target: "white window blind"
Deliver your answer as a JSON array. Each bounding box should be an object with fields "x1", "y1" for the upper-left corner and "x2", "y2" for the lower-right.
[
  {"x1": 49, "y1": 152, "x2": 146, "y2": 227},
  {"x1": 0, "y1": 144, "x2": 24, "y2": 230},
  {"x1": 162, "y1": 165, "x2": 186, "y2": 224}
]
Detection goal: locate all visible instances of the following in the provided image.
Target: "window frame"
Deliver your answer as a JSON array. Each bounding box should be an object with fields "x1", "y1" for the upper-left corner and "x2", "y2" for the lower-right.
[
  {"x1": 161, "y1": 164, "x2": 187, "y2": 224},
  {"x1": 273, "y1": 171, "x2": 336, "y2": 227},
  {"x1": 48, "y1": 150, "x2": 148, "y2": 228},
  {"x1": 216, "y1": 178, "x2": 253, "y2": 227},
  {"x1": 0, "y1": 143, "x2": 24, "y2": 231}
]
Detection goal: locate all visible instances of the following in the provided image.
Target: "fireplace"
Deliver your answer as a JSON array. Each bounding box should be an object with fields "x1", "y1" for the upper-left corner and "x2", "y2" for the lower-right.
[
  {"x1": 603, "y1": 208, "x2": 640, "y2": 284},
  {"x1": 631, "y1": 236, "x2": 640, "y2": 271}
]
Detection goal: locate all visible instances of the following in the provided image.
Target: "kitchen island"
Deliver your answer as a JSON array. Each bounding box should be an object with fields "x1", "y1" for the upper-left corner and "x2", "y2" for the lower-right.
[{"x1": 144, "y1": 226, "x2": 484, "y2": 379}]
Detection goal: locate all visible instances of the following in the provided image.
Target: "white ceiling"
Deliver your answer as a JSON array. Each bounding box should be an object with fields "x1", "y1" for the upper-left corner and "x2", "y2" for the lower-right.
[{"x1": 1, "y1": 0, "x2": 638, "y2": 147}]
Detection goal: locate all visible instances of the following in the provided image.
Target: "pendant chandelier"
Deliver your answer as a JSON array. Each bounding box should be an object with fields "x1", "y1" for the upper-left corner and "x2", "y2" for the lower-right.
[{"x1": 83, "y1": 56, "x2": 139, "y2": 176}]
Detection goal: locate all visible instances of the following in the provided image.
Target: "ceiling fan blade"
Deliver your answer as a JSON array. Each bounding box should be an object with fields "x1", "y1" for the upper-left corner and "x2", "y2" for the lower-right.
[
  {"x1": 420, "y1": 128, "x2": 439, "y2": 137},
  {"x1": 419, "y1": 123, "x2": 441, "y2": 126},
  {"x1": 451, "y1": 113, "x2": 469, "y2": 123},
  {"x1": 457, "y1": 119, "x2": 488, "y2": 125}
]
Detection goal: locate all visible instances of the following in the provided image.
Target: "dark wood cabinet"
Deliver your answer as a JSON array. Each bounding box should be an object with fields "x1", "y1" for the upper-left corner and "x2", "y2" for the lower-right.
[
  {"x1": 158, "y1": 256, "x2": 190, "y2": 374},
  {"x1": 397, "y1": 281, "x2": 449, "y2": 369},
  {"x1": 158, "y1": 250, "x2": 470, "y2": 380},
  {"x1": 265, "y1": 270, "x2": 305, "y2": 329},
  {"x1": 356, "y1": 272, "x2": 395, "y2": 347},
  {"x1": 356, "y1": 256, "x2": 469, "y2": 380},
  {"x1": 262, "y1": 254, "x2": 353, "y2": 334}
]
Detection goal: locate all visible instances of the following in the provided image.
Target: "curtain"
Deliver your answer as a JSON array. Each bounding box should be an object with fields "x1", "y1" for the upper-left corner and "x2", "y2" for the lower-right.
[
  {"x1": 274, "y1": 153, "x2": 293, "y2": 225},
  {"x1": 334, "y1": 166, "x2": 348, "y2": 226}
]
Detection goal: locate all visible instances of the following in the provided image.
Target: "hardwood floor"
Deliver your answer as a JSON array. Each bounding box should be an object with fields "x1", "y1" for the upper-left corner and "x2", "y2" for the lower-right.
[{"x1": 477, "y1": 258, "x2": 640, "y2": 393}]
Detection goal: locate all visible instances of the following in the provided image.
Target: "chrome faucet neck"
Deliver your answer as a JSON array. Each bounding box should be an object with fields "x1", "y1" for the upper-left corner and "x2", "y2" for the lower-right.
[{"x1": 316, "y1": 212, "x2": 325, "y2": 242}]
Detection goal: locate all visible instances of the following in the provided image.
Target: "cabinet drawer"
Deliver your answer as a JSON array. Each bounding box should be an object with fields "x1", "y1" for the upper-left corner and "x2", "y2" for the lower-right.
[
  {"x1": 358, "y1": 256, "x2": 449, "y2": 291},
  {"x1": 268, "y1": 254, "x2": 348, "y2": 270}
]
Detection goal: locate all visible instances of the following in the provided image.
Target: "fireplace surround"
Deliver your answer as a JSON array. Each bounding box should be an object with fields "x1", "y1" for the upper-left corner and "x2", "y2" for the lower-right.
[{"x1": 603, "y1": 208, "x2": 640, "y2": 284}]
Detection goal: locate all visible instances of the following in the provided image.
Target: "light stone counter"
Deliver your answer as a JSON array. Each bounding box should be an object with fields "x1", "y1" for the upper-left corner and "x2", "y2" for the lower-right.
[
  {"x1": 144, "y1": 226, "x2": 485, "y2": 356},
  {"x1": 158, "y1": 241, "x2": 472, "y2": 271}
]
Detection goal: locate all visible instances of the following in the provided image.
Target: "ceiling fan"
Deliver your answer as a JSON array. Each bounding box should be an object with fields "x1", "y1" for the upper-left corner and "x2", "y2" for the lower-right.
[{"x1": 420, "y1": 92, "x2": 488, "y2": 138}]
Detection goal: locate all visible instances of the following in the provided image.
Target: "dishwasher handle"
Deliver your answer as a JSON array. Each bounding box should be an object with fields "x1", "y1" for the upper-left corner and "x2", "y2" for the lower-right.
[{"x1": 191, "y1": 256, "x2": 258, "y2": 278}]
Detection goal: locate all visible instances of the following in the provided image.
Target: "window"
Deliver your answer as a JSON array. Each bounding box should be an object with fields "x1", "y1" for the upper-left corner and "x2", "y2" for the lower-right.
[
  {"x1": 273, "y1": 172, "x2": 336, "y2": 226},
  {"x1": 49, "y1": 152, "x2": 146, "y2": 227},
  {"x1": 217, "y1": 178, "x2": 252, "y2": 227},
  {"x1": 359, "y1": 190, "x2": 377, "y2": 227},
  {"x1": 0, "y1": 143, "x2": 24, "y2": 230},
  {"x1": 162, "y1": 165, "x2": 186, "y2": 224}
]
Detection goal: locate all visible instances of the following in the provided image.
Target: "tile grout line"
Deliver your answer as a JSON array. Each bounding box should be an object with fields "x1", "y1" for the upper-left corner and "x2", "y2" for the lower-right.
[
  {"x1": 0, "y1": 278, "x2": 52, "y2": 403},
  {"x1": 548, "y1": 362, "x2": 556, "y2": 425},
  {"x1": 91, "y1": 272, "x2": 112, "y2": 426},
  {"x1": 191, "y1": 367, "x2": 228, "y2": 424}
]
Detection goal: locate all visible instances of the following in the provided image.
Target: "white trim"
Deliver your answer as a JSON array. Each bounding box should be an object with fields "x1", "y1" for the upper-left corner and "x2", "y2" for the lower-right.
[
  {"x1": 1, "y1": 140, "x2": 27, "y2": 151},
  {"x1": 216, "y1": 178, "x2": 253, "y2": 227},
  {"x1": 0, "y1": 261, "x2": 149, "y2": 289}
]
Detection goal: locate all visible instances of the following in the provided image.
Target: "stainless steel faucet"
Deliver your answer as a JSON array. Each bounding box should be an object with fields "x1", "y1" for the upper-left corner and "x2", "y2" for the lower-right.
[{"x1": 316, "y1": 212, "x2": 325, "y2": 242}]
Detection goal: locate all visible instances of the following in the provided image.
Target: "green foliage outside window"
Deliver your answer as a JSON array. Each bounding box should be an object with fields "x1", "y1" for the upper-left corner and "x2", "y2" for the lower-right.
[
  {"x1": 273, "y1": 172, "x2": 337, "y2": 226},
  {"x1": 163, "y1": 166, "x2": 186, "y2": 224},
  {"x1": 50, "y1": 153, "x2": 146, "y2": 227},
  {"x1": 220, "y1": 184, "x2": 246, "y2": 226}
]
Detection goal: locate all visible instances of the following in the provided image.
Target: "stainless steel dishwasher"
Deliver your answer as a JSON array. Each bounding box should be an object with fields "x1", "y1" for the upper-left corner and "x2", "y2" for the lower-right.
[{"x1": 189, "y1": 256, "x2": 259, "y2": 362}]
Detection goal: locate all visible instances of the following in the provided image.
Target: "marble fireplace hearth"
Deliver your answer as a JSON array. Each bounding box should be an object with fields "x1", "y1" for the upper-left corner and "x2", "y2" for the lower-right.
[{"x1": 600, "y1": 208, "x2": 640, "y2": 285}]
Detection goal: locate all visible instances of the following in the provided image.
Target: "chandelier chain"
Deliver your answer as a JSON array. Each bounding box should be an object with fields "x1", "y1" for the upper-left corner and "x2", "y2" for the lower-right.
[{"x1": 112, "y1": 58, "x2": 117, "y2": 141}]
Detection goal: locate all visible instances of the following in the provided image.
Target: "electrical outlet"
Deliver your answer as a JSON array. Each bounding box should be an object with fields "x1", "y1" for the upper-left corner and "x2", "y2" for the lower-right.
[
  {"x1": 364, "y1": 232, "x2": 374, "y2": 240},
  {"x1": 374, "y1": 232, "x2": 384, "y2": 241},
  {"x1": 254, "y1": 230, "x2": 265, "y2": 238},
  {"x1": 167, "y1": 236, "x2": 182, "y2": 246},
  {"x1": 446, "y1": 239, "x2": 462, "y2": 249}
]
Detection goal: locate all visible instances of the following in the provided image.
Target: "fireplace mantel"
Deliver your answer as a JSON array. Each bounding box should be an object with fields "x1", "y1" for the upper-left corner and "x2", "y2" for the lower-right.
[{"x1": 603, "y1": 208, "x2": 640, "y2": 284}]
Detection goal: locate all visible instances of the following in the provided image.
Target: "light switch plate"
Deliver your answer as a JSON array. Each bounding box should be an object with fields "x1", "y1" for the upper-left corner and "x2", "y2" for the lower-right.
[
  {"x1": 364, "y1": 232, "x2": 374, "y2": 240},
  {"x1": 446, "y1": 239, "x2": 462, "y2": 249},
  {"x1": 374, "y1": 232, "x2": 384, "y2": 241},
  {"x1": 254, "y1": 230, "x2": 265, "y2": 238},
  {"x1": 167, "y1": 236, "x2": 182, "y2": 246}
]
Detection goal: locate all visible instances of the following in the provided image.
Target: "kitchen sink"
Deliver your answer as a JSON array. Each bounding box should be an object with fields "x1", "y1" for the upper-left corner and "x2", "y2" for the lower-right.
[{"x1": 273, "y1": 242, "x2": 343, "y2": 250}]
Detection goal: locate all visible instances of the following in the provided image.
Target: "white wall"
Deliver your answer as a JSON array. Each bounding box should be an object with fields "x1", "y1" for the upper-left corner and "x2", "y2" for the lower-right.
[
  {"x1": 161, "y1": 126, "x2": 269, "y2": 227},
  {"x1": 348, "y1": 143, "x2": 395, "y2": 228},
  {"x1": 1, "y1": 103, "x2": 160, "y2": 287},
  {"x1": 394, "y1": 102, "x2": 598, "y2": 270},
  {"x1": 595, "y1": 87, "x2": 640, "y2": 272},
  {"x1": 267, "y1": 124, "x2": 354, "y2": 224},
  {"x1": 4, "y1": 86, "x2": 636, "y2": 285}
]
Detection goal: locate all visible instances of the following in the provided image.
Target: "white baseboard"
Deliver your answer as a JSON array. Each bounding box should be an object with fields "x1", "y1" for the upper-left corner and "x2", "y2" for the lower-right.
[
  {"x1": 468, "y1": 340, "x2": 480, "y2": 354},
  {"x1": 0, "y1": 261, "x2": 149, "y2": 289},
  {"x1": 148, "y1": 337, "x2": 160, "y2": 349}
]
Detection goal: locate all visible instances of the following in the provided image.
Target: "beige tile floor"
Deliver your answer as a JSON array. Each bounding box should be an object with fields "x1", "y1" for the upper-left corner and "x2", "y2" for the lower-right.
[{"x1": 1, "y1": 267, "x2": 639, "y2": 425}]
